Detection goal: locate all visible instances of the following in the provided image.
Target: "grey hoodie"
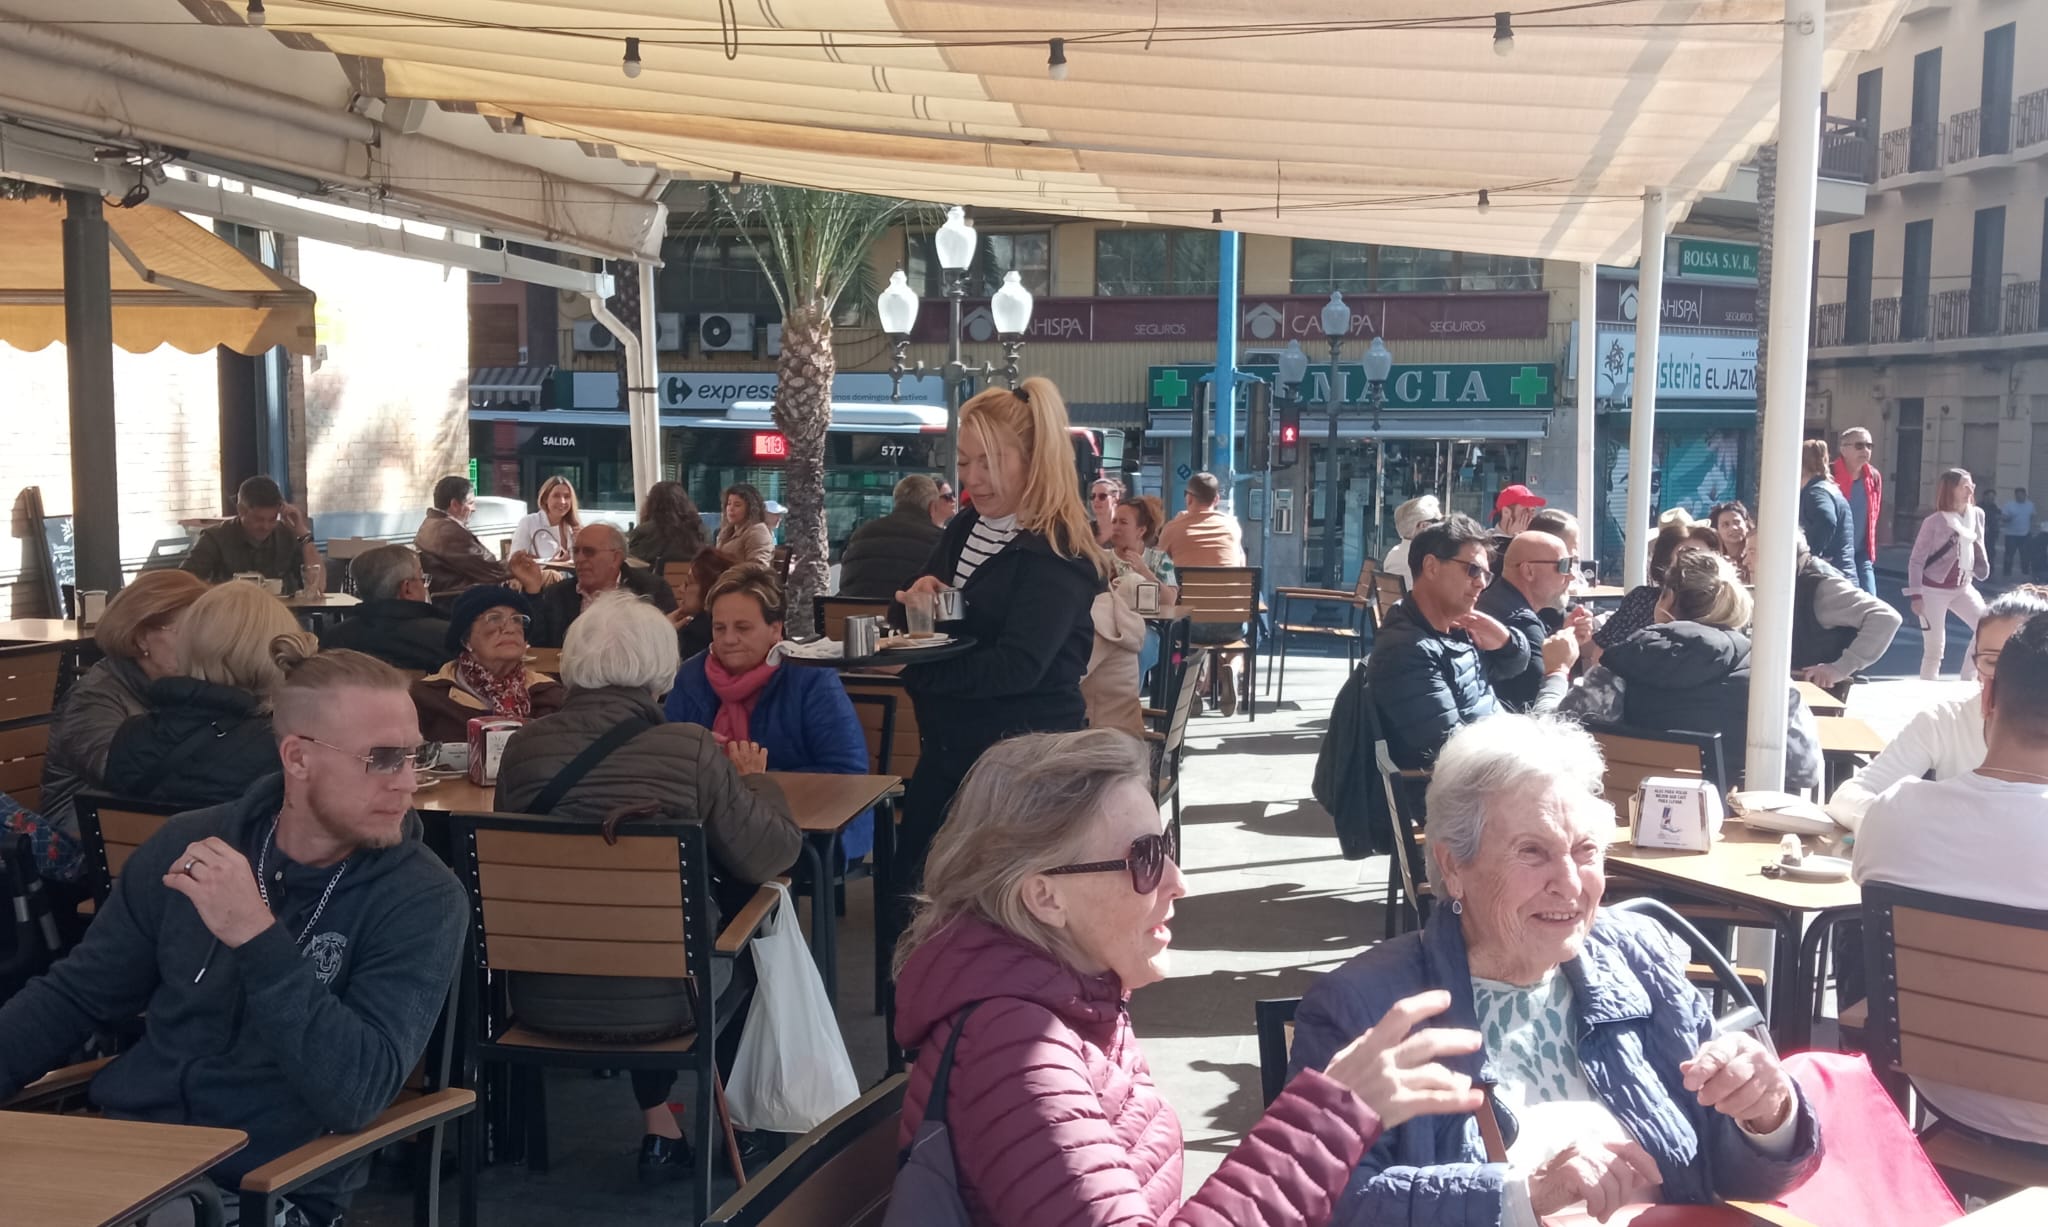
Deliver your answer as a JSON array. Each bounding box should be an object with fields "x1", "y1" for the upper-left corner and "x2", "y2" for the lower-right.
[{"x1": 0, "y1": 774, "x2": 467, "y2": 1218}]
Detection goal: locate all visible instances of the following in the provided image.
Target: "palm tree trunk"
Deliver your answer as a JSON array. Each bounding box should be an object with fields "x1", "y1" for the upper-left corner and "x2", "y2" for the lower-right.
[{"x1": 774, "y1": 302, "x2": 836, "y2": 633}]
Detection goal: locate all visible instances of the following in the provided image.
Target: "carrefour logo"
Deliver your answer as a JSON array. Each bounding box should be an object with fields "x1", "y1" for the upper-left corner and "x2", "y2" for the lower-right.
[{"x1": 664, "y1": 374, "x2": 776, "y2": 407}]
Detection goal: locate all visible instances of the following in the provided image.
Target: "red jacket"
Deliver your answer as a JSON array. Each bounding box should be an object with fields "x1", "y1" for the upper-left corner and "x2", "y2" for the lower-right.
[
  {"x1": 1832, "y1": 457, "x2": 1882, "y2": 560},
  {"x1": 894, "y1": 916, "x2": 1380, "y2": 1227}
]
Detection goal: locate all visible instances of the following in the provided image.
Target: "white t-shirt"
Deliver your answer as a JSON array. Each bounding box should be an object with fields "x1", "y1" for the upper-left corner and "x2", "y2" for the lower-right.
[
  {"x1": 512, "y1": 511, "x2": 573, "y2": 560},
  {"x1": 1854, "y1": 770, "x2": 2048, "y2": 1144},
  {"x1": 1825, "y1": 693, "x2": 1986, "y2": 831}
]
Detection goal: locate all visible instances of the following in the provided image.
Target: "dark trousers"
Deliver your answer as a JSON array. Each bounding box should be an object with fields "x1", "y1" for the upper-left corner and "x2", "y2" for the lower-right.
[
  {"x1": 628, "y1": 955, "x2": 755, "y2": 1115},
  {"x1": 2006, "y1": 533, "x2": 2031, "y2": 576},
  {"x1": 893, "y1": 744, "x2": 981, "y2": 932}
]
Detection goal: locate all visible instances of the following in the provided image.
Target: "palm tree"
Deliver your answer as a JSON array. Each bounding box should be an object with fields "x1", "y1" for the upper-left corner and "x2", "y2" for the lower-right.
[{"x1": 710, "y1": 185, "x2": 925, "y2": 630}]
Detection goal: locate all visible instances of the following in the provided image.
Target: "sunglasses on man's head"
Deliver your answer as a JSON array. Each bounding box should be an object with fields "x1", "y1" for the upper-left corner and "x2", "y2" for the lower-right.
[{"x1": 1045, "y1": 829, "x2": 1179, "y2": 894}]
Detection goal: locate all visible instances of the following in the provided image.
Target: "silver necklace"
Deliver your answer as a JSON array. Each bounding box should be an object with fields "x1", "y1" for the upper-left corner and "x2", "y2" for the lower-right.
[{"x1": 258, "y1": 815, "x2": 349, "y2": 946}]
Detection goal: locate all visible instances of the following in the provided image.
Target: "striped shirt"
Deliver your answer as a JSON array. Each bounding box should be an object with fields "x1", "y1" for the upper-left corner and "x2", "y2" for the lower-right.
[{"x1": 953, "y1": 513, "x2": 1020, "y2": 586}]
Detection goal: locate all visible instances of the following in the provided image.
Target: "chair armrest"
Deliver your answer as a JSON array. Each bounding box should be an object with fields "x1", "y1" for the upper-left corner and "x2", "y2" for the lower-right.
[
  {"x1": 239, "y1": 1089, "x2": 476, "y2": 1196},
  {"x1": 1, "y1": 1057, "x2": 112, "y2": 1111},
  {"x1": 716, "y1": 877, "x2": 789, "y2": 954},
  {"x1": 1142, "y1": 707, "x2": 1165, "y2": 720},
  {"x1": 1141, "y1": 729, "x2": 1164, "y2": 743}
]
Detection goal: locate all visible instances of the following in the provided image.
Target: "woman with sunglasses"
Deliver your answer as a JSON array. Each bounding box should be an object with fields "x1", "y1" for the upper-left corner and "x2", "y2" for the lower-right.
[
  {"x1": 893, "y1": 728, "x2": 1487, "y2": 1226},
  {"x1": 410, "y1": 585, "x2": 564, "y2": 742},
  {"x1": 1088, "y1": 476, "x2": 1125, "y2": 546}
]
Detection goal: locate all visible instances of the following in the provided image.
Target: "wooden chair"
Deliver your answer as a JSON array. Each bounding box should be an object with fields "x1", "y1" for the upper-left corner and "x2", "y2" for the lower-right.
[
  {"x1": 1371, "y1": 570, "x2": 1408, "y2": 628},
  {"x1": 842, "y1": 675, "x2": 920, "y2": 782},
  {"x1": 1862, "y1": 881, "x2": 2048, "y2": 1201},
  {"x1": 1175, "y1": 565, "x2": 1263, "y2": 720},
  {"x1": 815, "y1": 596, "x2": 892, "y2": 641},
  {"x1": 772, "y1": 545, "x2": 794, "y2": 586},
  {"x1": 1255, "y1": 997, "x2": 1301, "y2": 1106},
  {"x1": 705, "y1": 1074, "x2": 906, "y2": 1227},
  {"x1": 1584, "y1": 723, "x2": 1728, "y2": 815},
  {"x1": 1144, "y1": 620, "x2": 1200, "y2": 851},
  {"x1": 661, "y1": 558, "x2": 694, "y2": 607},
  {"x1": 1361, "y1": 685, "x2": 1431, "y2": 938},
  {"x1": 1270, "y1": 560, "x2": 1373, "y2": 705},
  {"x1": 0, "y1": 720, "x2": 48, "y2": 812},
  {"x1": 75, "y1": 794, "x2": 187, "y2": 906},
  {"x1": 450, "y1": 811, "x2": 785, "y2": 1224},
  {"x1": 0, "y1": 642, "x2": 64, "y2": 726}
]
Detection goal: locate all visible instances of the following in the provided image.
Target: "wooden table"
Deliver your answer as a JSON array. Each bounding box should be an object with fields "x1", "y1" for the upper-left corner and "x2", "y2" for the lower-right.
[
  {"x1": 1578, "y1": 584, "x2": 1630, "y2": 604},
  {"x1": 1958, "y1": 1188, "x2": 2048, "y2": 1224},
  {"x1": 0, "y1": 618, "x2": 87, "y2": 644},
  {"x1": 0, "y1": 1112, "x2": 247, "y2": 1226},
  {"x1": 283, "y1": 591, "x2": 361, "y2": 630},
  {"x1": 1603, "y1": 825, "x2": 1859, "y2": 1047},
  {"x1": 1795, "y1": 680, "x2": 1847, "y2": 714},
  {"x1": 524, "y1": 647, "x2": 562, "y2": 676},
  {"x1": 1816, "y1": 714, "x2": 1887, "y2": 795}
]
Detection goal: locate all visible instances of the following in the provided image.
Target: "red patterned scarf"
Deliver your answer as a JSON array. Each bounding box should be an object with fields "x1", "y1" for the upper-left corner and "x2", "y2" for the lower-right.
[{"x1": 455, "y1": 650, "x2": 532, "y2": 719}]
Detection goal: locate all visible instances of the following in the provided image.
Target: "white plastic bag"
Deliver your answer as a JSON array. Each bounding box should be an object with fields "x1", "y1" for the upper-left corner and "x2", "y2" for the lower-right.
[{"x1": 724, "y1": 883, "x2": 860, "y2": 1132}]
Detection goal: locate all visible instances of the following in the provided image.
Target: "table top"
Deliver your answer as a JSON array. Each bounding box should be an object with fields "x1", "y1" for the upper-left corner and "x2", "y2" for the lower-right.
[
  {"x1": 524, "y1": 647, "x2": 562, "y2": 676},
  {"x1": 1579, "y1": 585, "x2": 1630, "y2": 602},
  {"x1": 1603, "y1": 825, "x2": 1861, "y2": 916},
  {"x1": 415, "y1": 770, "x2": 900, "y2": 834},
  {"x1": 1958, "y1": 1188, "x2": 2048, "y2": 1224},
  {"x1": 1795, "y1": 681, "x2": 1848, "y2": 714},
  {"x1": 1816, "y1": 714, "x2": 1887, "y2": 756},
  {"x1": 0, "y1": 618, "x2": 87, "y2": 643},
  {"x1": 284, "y1": 591, "x2": 362, "y2": 610},
  {"x1": 0, "y1": 1111, "x2": 246, "y2": 1226}
]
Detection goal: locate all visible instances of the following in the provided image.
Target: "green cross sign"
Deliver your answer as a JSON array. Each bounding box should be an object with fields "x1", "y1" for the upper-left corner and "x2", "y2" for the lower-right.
[
  {"x1": 1151, "y1": 367, "x2": 1191, "y2": 408},
  {"x1": 1509, "y1": 366, "x2": 1550, "y2": 406}
]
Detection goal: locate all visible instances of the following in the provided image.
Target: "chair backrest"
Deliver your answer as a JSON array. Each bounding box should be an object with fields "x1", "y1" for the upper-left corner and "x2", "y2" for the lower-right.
[
  {"x1": 705, "y1": 1073, "x2": 907, "y2": 1227},
  {"x1": 0, "y1": 721, "x2": 49, "y2": 811},
  {"x1": 75, "y1": 794, "x2": 187, "y2": 904},
  {"x1": 1863, "y1": 881, "x2": 2048, "y2": 1110},
  {"x1": 1606, "y1": 896, "x2": 1771, "y2": 1046},
  {"x1": 1255, "y1": 997, "x2": 1301, "y2": 1106},
  {"x1": 1371, "y1": 571, "x2": 1407, "y2": 626},
  {"x1": 772, "y1": 545, "x2": 794, "y2": 585},
  {"x1": 1585, "y1": 722, "x2": 1727, "y2": 814},
  {"x1": 1174, "y1": 566, "x2": 1260, "y2": 626},
  {"x1": 1158, "y1": 629, "x2": 1200, "y2": 758},
  {"x1": 815, "y1": 596, "x2": 891, "y2": 642},
  {"x1": 842, "y1": 676, "x2": 919, "y2": 779},
  {"x1": 845, "y1": 692, "x2": 897, "y2": 775},
  {"x1": 659, "y1": 558, "x2": 696, "y2": 607},
  {"x1": 1362, "y1": 683, "x2": 1432, "y2": 928},
  {"x1": 451, "y1": 814, "x2": 714, "y2": 996},
  {"x1": 1353, "y1": 558, "x2": 1378, "y2": 601},
  {"x1": 0, "y1": 643, "x2": 64, "y2": 726}
]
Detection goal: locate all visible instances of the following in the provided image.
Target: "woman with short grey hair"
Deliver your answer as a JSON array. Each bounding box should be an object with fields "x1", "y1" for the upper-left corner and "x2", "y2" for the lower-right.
[
  {"x1": 557, "y1": 589, "x2": 683, "y2": 695},
  {"x1": 1292, "y1": 713, "x2": 1819, "y2": 1227}
]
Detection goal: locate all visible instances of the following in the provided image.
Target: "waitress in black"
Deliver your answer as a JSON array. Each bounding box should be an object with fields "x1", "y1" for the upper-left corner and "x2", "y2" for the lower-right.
[{"x1": 894, "y1": 377, "x2": 1110, "y2": 899}]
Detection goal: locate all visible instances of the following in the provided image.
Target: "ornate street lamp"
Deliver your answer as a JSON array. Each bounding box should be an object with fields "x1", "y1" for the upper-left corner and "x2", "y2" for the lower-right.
[
  {"x1": 1319, "y1": 292, "x2": 1352, "y2": 587},
  {"x1": 1360, "y1": 335, "x2": 1395, "y2": 559}
]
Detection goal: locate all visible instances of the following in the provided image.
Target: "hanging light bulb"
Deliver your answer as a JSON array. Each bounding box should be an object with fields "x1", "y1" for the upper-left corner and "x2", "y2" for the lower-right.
[
  {"x1": 1477, "y1": 189, "x2": 1491, "y2": 213},
  {"x1": 1493, "y1": 12, "x2": 1515, "y2": 57},
  {"x1": 247, "y1": 0, "x2": 267, "y2": 27},
  {"x1": 726, "y1": 171, "x2": 744, "y2": 198},
  {"x1": 1212, "y1": 209, "x2": 1223, "y2": 225},
  {"x1": 508, "y1": 112, "x2": 527, "y2": 135},
  {"x1": 1047, "y1": 38, "x2": 1069, "y2": 81},
  {"x1": 622, "y1": 37, "x2": 643, "y2": 78}
]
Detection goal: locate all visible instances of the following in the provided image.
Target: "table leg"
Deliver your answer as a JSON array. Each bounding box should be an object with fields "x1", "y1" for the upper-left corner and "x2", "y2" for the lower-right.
[
  {"x1": 801, "y1": 834, "x2": 839, "y2": 1003},
  {"x1": 1767, "y1": 912, "x2": 1809, "y2": 1050},
  {"x1": 161, "y1": 1177, "x2": 228, "y2": 1227}
]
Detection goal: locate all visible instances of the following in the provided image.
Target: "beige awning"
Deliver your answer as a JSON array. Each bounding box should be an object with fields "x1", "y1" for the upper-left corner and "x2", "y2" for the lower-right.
[
  {"x1": 241, "y1": 0, "x2": 1908, "y2": 264},
  {"x1": 0, "y1": 196, "x2": 317, "y2": 355}
]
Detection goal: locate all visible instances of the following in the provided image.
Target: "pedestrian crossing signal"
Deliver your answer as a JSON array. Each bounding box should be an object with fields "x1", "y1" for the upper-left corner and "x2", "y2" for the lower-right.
[{"x1": 1277, "y1": 405, "x2": 1300, "y2": 468}]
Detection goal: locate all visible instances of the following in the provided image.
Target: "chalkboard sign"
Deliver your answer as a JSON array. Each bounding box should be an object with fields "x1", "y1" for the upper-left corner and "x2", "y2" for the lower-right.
[{"x1": 25, "y1": 487, "x2": 75, "y2": 619}]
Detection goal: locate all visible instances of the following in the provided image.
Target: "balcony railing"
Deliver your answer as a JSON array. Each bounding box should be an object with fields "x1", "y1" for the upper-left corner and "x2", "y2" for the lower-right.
[
  {"x1": 1810, "y1": 286, "x2": 2047, "y2": 349},
  {"x1": 1880, "y1": 122, "x2": 1947, "y2": 176},
  {"x1": 1931, "y1": 288, "x2": 1972, "y2": 340},
  {"x1": 1948, "y1": 107, "x2": 1983, "y2": 161},
  {"x1": 1814, "y1": 302, "x2": 1845, "y2": 348},
  {"x1": 2007, "y1": 282, "x2": 2043, "y2": 336},
  {"x1": 1950, "y1": 104, "x2": 2019, "y2": 162},
  {"x1": 1871, "y1": 296, "x2": 1902, "y2": 344},
  {"x1": 1819, "y1": 116, "x2": 1877, "y2": 182},
  {"x1": 2019, "y1": 88, "x2": 2048, "y2": 151}
]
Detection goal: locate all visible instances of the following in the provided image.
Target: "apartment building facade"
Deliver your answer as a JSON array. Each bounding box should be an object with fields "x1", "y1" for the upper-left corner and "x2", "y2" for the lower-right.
[{"x1": 1810, "y1": 0, "x2": 2048, "y2": 541}]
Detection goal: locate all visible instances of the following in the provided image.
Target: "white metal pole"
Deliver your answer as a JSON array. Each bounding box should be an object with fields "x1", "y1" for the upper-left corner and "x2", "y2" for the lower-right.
[
  {"x1": 1746, "y1": 0, "x2": 1825, "y2": 792},
  {"x1": 1577, "y1": 262, "x2": 1599, "y2": 574},
  {"x1": 1624, "y1": 190, "x2": 1668, "y2": 589},
  {"x1": 633, "y1": 262, "x2": 663, "y2": 501}
]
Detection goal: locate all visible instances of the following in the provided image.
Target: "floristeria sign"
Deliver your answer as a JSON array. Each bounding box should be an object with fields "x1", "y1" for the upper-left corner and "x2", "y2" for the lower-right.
[{"x1": 909, "y1": 291, "x2": 1549, "y2": 345}]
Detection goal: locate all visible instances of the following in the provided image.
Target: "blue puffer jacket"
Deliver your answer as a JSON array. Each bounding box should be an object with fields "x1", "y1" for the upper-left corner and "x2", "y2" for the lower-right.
[
  {"x1": 665, "y1": 656, "x2": 874, "y2": 859},
  {"x1": 1365, "y1": 598, "x2": 1527, "y2": 768},
  {"x1": 1288, "y1": 905, "x2": 1821, "y2": 1227}
]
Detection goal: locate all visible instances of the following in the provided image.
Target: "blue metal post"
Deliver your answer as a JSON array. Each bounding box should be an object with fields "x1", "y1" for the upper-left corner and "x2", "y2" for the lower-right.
[{"x1": 1210, "y1": 230, "x2": 1240, "y2": 509}]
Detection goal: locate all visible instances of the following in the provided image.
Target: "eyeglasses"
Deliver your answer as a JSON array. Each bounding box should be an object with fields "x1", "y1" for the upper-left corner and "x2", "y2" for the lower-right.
[
  {"x1": 476, "y1": 611, "x2": 531, "y2": 633},
  {"x1": 572, "y1": 545, "x2": 619, "y2": 559},
  {"x1": 304, "y1": 738, "x2": 437, "y2": 775},
  {"x1": 1045, "y1": 829, "x2": 1179, "y2": 894},
  {"x1": 1530, "y1": 557, "x2": 1581, "y2": 575},
  {"x1": 1435, "y1": 557, "x2": 1490, "y2": 582}
]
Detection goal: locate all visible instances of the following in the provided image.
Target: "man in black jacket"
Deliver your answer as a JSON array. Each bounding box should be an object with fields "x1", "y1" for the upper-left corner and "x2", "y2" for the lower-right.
[
  {"x1": 1367, "y1": 514, "x2": 1533, "y2": 768},
  {"x1": 838, "y1": 475, "x2": 944, "y2": 598},
  {"x1": 1475, "y1": 529, "x2": 1586, "y2": 712},
  {"x1": 0, "y1": 649, "x2": 467, "y2": 1225},
  {"x1": 530, "y1": 522, "x2": 676, "y2": 647},
  {"x1": 317, "y1": 544, "x2": 452, "y2": 671}
]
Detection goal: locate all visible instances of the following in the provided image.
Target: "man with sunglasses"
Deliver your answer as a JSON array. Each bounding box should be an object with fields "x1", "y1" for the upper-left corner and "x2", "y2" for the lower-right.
[
  {"x1": 1831, "y1": 427, "x2": 1882, "y2": 595},
  {"x1": 1475, "y1": 529, "x2": 1589, "y2": 713},
  {"x1": 1367, "y1": 514, "x2": 1533, "y2": 769},
  {"x1": 529, "y1": 520, "x2": 677, "y2": 648},
  {"x1": 0, "y1": 646, "x2": 467, "y2": 1226}
]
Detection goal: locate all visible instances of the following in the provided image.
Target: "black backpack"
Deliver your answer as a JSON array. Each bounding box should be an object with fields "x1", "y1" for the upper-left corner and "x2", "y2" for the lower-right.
[{"x1": 881, "y1": 1001, "x2": 985, "y2": 1226}]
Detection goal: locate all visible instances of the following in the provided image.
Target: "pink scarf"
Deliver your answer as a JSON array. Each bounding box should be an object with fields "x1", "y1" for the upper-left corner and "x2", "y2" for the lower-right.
[{"x1": 704, "y1": 655, "x2": 778, "y2": 744}]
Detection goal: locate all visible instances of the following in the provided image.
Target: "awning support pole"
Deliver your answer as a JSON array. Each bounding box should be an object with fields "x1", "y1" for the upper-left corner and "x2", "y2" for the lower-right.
[
  {"x1": 1623, "y1": 189, "x2": 1667, "y2": 589},
  {"x1": 632, "y1": 262, "x2": 661, "y2": 501},
  {"x1": 63, "y1": 190, "x2": 121, "y2": 593},
  {"x1": 1211, "y1": 230, "x2": 1240, "y2": 513},
  {"x1": 1746, "y1": 0, "x2": 1825, "y2": 792},
  {"x1": 1577, "y1": 262, "x2": 1599, "y2": 575}
]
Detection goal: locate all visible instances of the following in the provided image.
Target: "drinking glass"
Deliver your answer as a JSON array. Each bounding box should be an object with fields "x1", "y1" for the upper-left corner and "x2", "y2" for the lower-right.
[
  {"x1": 905, "y1": 591, "x2": 937, "y2": 637},
  {"x1": 302, "y1": 564, "x2": 327, "y2": 598}
]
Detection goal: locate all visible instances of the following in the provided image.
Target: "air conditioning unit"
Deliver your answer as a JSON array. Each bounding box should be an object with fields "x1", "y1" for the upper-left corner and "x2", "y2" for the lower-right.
[
  {"x1": 656, "y1": 312, "x2": 683, "y2": 351},
  {"x1": 572, "y1": 319, "x2": 619, "y2": 352},
  {"x1": 699, "y1": 312, "x2": 755, "y2": 353}
]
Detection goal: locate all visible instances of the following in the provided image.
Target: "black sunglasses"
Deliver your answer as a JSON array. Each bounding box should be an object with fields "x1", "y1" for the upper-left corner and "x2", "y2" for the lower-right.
[
  {"x1": 1530, "y1": 556, "x2": 1581, "y2": 575},
  {"x1": 1045, "y1": 829, "x2": 1179, "y2": 894}
]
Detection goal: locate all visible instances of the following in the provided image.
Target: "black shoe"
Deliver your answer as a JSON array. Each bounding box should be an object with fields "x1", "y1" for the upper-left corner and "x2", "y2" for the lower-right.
[{"x1": 638, "y1": 1133, "x2": 695, "y2": 1185}]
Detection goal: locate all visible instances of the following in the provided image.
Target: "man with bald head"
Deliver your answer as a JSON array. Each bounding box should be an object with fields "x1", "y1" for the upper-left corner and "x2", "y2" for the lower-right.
[
  {"x1": 531, "y1": 520, "x2": 678, "y2": 647},
  {"x1": 1476, "y1": 529, "x2": 1587, "y2": 712}
]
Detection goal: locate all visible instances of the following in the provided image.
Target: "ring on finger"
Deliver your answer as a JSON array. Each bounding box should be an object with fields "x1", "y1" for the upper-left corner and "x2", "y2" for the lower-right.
[{"x1": 182, "y1": 857, "x2": 198, "y2": 875}]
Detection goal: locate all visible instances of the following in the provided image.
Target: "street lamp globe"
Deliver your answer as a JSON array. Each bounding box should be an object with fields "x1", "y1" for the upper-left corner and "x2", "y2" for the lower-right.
[
  {"x1": 990, "y1": 270, "x2": 1034, "y2": 335},
  {"x1": 877, "y1": 269, "x2": 921, "y2": 336},
  {"x1": 1319, "y1": 290, "x2": 1353, "y2": 341},
  {"x1": 1276, "y1": 339, "x2": 1309, "y2": 386},
  {"x1": 934, "y1": 206, "x2": 977, "y2": 273},
  {"x1": 1361, "y1": 336, "x2": 1394, "y2": 383}
]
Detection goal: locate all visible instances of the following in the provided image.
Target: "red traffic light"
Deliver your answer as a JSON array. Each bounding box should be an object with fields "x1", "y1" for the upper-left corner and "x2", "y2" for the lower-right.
[{"x1": 1279, "y1": 423, "x2": 1299, "y2": 444}]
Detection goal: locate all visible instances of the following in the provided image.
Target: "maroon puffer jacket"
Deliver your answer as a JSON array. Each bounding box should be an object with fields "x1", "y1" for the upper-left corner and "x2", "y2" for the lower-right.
[{"x1": 894, "y1": 915, "x2": 1381, "y2": 1226}]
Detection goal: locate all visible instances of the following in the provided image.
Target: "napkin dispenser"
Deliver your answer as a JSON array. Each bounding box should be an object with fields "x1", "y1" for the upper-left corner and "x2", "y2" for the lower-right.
[
  {"x1": 1631, "y1": 777, "x2": 1725, "y2": 852},
  {"x1": 466, "y1": 716, "x2": 524, "y2": 787}
]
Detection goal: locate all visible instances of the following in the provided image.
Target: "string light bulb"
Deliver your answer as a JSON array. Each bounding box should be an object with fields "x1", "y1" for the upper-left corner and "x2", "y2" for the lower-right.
[
  {"x1": 1047, "y1": 38, "x2": 1068, "y2": 80},
  {"x1": 1212, "y1": 209, "x2": 1223, "y2": 224},
  {"x1": 726, "y1": 171, "x2": 744, "y2": 198},
  {"x1": 622, "y1": 37, "x2": 643, "y2": 78},
  {"x1": 1493, "y1": 12, "x2": 1514, "y2": 56},
  {"x1": 508, "y1": 112, "x2": 527, "y2": 135},
  {"x1": 1477, "y1": 189, "x2": 1491, "y2": 213},
  {"x1": 247, "y1": 0, "x2": 266, "y2": 27}
]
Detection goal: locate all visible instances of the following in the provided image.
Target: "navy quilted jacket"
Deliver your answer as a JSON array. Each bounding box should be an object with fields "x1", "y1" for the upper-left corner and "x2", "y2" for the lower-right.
[
  {"x1": 1288, "y1": 906, "x2": 1821, "y2": 1227},
  {"x1": 1366, "y1": 598, "x2": 1527, "y2": 768}
]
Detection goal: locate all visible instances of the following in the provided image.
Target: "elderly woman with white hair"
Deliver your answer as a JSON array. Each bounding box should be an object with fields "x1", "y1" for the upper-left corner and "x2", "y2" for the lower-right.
[
  {"x1": 1289, "y1": 714, "x2": 1819, "y2": 1227},
  {"x1": 1382, "y1": 494, "x2": 1443, "y2": 587},
  {"x1": 494, "y1": 591, "x2": 801, "y2": 1184}
]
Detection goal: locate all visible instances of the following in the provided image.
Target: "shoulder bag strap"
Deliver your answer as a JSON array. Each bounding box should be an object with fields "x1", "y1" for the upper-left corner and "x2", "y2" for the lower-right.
[
  {"x1": 922, "y1": 999, "x2": 987, "y2": 1127},
  {"x1": 525, "y1": 716, "x2": 655, "y2": 816}
]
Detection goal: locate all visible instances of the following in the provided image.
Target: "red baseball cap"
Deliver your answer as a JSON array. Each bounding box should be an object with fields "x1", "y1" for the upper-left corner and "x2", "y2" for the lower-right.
[{"x1": 1493, "y1": 484, "x2": 1547, "y2": 516}]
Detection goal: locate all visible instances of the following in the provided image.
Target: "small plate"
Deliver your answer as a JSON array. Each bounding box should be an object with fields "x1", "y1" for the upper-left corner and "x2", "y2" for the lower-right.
[
  {"x1": 880, "y1": 634, "x2": 954, "y2": 651},
  {"x1": 1774, "y1": 854, "x2": 1851, "y2": 882}
]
